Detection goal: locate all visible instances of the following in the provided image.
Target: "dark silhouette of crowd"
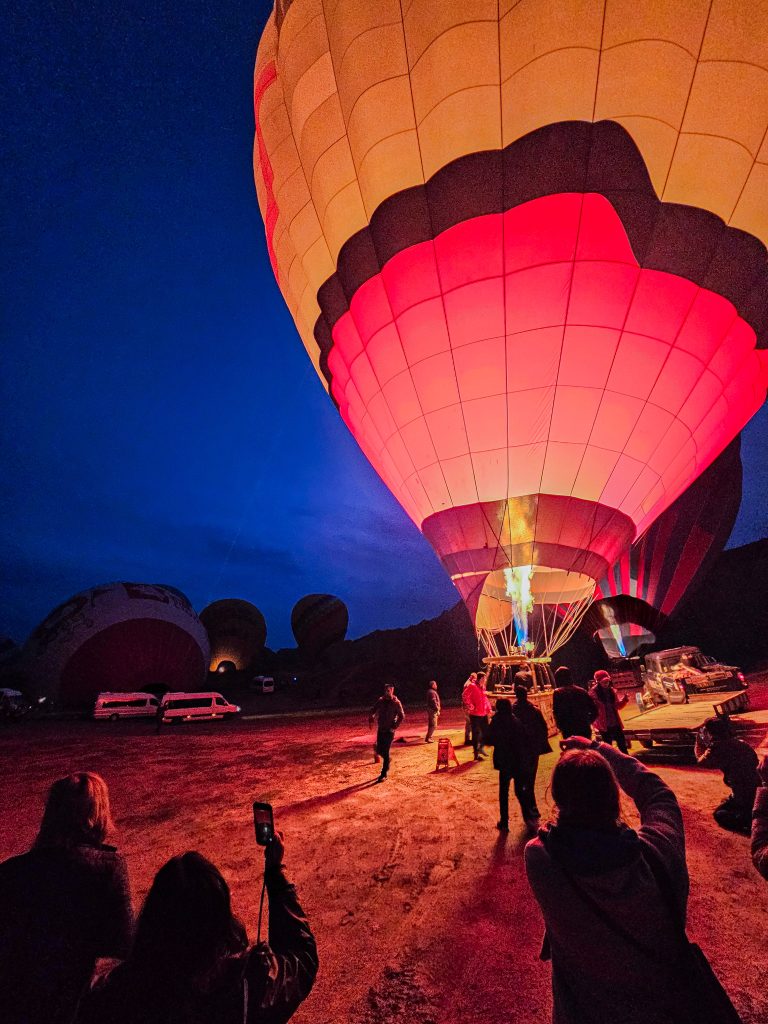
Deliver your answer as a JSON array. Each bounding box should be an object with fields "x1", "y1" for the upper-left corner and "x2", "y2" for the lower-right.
[
  {"x1": 0, "y1": 774, "x2": 317, "y2": 1024},
  {"x1": 2, "y1": 670, "x2": 766, "y2": 1024}
]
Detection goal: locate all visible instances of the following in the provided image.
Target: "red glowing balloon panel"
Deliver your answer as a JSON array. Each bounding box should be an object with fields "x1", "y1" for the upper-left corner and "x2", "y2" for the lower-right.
[{"x1": 327, "y1": 193, "x2": 764, "y2": 534}]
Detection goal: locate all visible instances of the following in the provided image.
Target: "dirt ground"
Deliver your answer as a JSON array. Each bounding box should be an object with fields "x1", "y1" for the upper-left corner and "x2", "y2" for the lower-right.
[{"x1": 1, "y1": 680, "x2": 767, "y2": 1024}]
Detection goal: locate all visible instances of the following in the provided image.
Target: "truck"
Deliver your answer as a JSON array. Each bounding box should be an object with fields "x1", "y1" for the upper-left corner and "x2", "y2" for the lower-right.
[{"x1": 641, "y1": 646, "x2": 746, "y2": 706}]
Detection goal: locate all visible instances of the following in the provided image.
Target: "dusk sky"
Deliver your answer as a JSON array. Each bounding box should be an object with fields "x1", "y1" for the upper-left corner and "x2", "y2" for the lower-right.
[{"x1": 3, "y1": 2, "x2": 767, "y2": 649}]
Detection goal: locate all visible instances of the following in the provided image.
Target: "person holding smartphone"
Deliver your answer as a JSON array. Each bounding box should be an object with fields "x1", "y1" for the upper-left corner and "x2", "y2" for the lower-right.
[{"x1": 77, "y1": 816, "x2": 318, "y2": 1024}]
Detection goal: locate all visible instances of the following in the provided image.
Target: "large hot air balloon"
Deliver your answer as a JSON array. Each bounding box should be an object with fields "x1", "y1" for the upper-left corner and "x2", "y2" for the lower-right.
[
  {"x1": 253, "y1": 2, "x2": 768, "y2": 660},
  {"x1": 23, "y1": 583, "x2": 210, "y2": 705},
  {"x1": 200, "y1": 598, "x2": 268, "y2": 672},
  {"x1": 583, "y1": 436, "x2": 742, "y2": 658},
  {"x1": 291, "y1": 594, "x2": 349, "y2": 657}
]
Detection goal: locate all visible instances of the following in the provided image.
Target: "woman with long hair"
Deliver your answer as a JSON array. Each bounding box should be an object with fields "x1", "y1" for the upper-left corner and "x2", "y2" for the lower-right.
[
  {"x1": 0, "y1": 772, "x2": 133, "y2": 1024},
  {"x1": 525, "y1": 738, "x2": 737, "y2": 1024},
  {"x1": 77, "y1": 830, "x2": 317, "y2": 1024}
]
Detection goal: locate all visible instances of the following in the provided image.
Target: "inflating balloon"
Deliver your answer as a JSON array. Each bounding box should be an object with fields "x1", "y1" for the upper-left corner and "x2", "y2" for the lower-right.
[
  {"x1": 24, "y1": 582, "x2": 210, "y2": 704},
  {"x1": 584, "y1": 437, "x2": 742, "y2": 658},
  {"x1": 291, "y1": 594, "x2": 348, "y2": 657},
  {"x1": 254, "y1": 2, "x2": 768, "y2": 658},
  {"x1": 200, "y1": 599, "x2": 268, "y2": 672}
]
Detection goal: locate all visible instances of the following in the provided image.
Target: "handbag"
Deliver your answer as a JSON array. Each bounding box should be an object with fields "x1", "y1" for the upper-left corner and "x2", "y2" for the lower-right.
[
  {"x1": 555, "y1": 845, "x2": 743, "y2": 1024},
  {"x1": 640, "y1": 842, "x2": 743, "y2": 1024}
]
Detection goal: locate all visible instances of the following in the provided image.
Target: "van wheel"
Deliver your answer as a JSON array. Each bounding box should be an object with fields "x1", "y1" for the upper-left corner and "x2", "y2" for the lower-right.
[{"x1": 109, "y1": 713, "x2": 119, "y2": 722}]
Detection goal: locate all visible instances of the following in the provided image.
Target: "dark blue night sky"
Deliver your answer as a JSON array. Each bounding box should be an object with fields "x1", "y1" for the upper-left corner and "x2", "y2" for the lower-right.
[{"x1": 3, "y1": 2, "x2": 767, "y2": 649}]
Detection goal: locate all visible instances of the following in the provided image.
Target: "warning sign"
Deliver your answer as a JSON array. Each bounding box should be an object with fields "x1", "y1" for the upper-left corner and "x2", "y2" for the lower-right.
[{"x1": 436, "y1": 737, "x2": 460, "y2": 770}]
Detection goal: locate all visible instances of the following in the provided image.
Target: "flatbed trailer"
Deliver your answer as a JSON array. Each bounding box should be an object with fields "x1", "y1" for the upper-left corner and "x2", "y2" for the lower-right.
[{"x1": 624, "y1": 691, "x2": 768, "y2": 750}]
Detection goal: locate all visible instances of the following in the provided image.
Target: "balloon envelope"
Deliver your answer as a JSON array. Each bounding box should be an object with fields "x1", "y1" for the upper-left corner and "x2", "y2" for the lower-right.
[
  {"x1": 24, "y1": 583, "x2": 210, "y2": 704},
  {"x1": 584, "y1": 436, "x2": 743, "y2": 657},
  {"x1": 254, "y1": 2, "x2": 768, "y2": 653},
  {"x1": 200, "y1": 599, "x2": 268, "y2": 672},
  {"x1": 291, "y1": 594, "x2": 349, "y2": 657}
]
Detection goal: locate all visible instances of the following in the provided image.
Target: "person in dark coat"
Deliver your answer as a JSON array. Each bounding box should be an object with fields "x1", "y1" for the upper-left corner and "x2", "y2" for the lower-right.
[
  {"x1": 369, "y1": 683, "x2": 405, "y2": 782},
  {"x1": 694, "y1": 715, "x2": 760, "y2": 835},
  {"x1": 510, "y1": 673, "x2": 553, "y2": 830},
  {"x1": 525, "y1": 738, "x2": 707, "y2": 1024},
  {"x1": 77, "y1": 830, "x2": 317, "y2": 1024},
  {"x1": 552, "y1": 665, "x2": 598, "y2": 740},
  {"x1": 0, "y1": 772, "x2": 133, "y2": 1024},
  {"x1": 589, "y1": 669, "x2": 629, "y2": 752},
  {"x1": 425, "y1": 680, "x2": 441, "y2": 742},
  {"x1": 485, "y1": 698, "x2": 524, "y2": 833}
]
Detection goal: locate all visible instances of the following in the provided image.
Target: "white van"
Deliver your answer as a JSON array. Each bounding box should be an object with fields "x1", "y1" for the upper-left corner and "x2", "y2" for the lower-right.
[
  {"x1": 251, "y1": 675, "x2": 275, "y2": 694},
  {"x1": 160, "y1": 691, "x2": 240, "y2": 723},
  {"x1": 94, "y1": 692, "x2": 159, "y2": 720}
]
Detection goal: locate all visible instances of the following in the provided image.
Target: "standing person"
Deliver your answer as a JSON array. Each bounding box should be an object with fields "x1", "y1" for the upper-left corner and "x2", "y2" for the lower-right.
[
  {"x1": 464, "y1": 672, "x2": 491, "y2": 760},
  {"x1": 552, "y1": 665, "x2": 597, "y2": 740},
  {"x1": 369, "y1": 683, "x2": 405, "y2": 782},
  {"x1": 461, "y1": 672, "x2": 477, "y2": 745},
  {"x1": 525, "y1": 737, "x2": 736, "y2": 1024},
  {"x1": 425, "y1": 680, "x2": 441, "y2": 743},
  {"x1": 589, "y1": 669, "x2": 629, "y2": 752},
  {"x1": 695, "y1": 715, "x2": 759, "y2": 835},
  {"x1": 485, "y1": 699, "x2": 523, "y2": 832},
  {"x1": 752, "y1": 752, "x2": 768, "y2": 880},
  {"x1": 77, "y1": 829, "x2": 318, "y2": 1024},
  {"x1": 510, "y1": 673, "x2": 553, "y2": 831},
  {"x1": 0, "y1": 772, "x2": 133, "y2": 1024}
]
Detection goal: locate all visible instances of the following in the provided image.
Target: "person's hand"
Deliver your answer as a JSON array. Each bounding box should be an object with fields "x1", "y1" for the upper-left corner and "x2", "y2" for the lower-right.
[
  {"x1": 758, "y1": 755, "x2": 768, "y2": 787},
  {"x1": 265, "y1": 829, "x2": 285, "y2": 870},
  {"x1": 559, "y1": 735, "x2": 594, "y2": 752}
]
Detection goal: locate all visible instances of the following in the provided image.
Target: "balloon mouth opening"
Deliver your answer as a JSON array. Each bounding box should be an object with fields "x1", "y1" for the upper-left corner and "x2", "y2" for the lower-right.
[
  {"x1": 596, "y1": 625, "x2": 656, "y2": 659},
  {"x1": 476, "y1": 566, "x2": 596, "y2": 632}
]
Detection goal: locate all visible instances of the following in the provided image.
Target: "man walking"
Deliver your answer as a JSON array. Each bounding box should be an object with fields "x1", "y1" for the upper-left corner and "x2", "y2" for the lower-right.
[
  {"x1": 425, "y1": 680, "x2": 440, "y2": 743},
  {"x1": 552, "y1": 665, "x2": 597, "y2": 740},
  {"x1": 369, "y1": 684, "x2": 405, "y2": 782}
]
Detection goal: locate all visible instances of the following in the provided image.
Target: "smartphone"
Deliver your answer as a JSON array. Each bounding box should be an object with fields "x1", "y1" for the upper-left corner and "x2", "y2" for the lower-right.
[{"x1": 253, "y1": 801, "x2": 274, "y2": 846}]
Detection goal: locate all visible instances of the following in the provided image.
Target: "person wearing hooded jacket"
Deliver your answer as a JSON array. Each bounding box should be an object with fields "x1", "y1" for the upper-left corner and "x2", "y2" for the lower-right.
[{"x1": 525, "y1": 737, "x2": 703, "y2": 1024}]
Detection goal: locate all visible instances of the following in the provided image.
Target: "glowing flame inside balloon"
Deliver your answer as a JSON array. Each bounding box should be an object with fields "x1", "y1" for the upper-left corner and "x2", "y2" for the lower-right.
[
  {"x1": 609, "y1": 624, "x2": 628, "y2": 658},
  {"x1": 504, "y1": 566, "x2": 535, "y2": 646}
]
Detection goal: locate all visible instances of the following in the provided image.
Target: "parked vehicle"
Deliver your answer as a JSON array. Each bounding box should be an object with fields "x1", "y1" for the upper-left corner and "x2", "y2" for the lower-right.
[
  {"x1": 160, "y1": 691, "x2": 240, "y2": 723},
  {"x1": 93, "y1": 692, "x2": 160, "y2": 720},
  {"x1": 251, "y1": 675, "x2": 275, "y2": 694},
  {"x1": 642, "y1": 646, "x2": 746, "y2": 705}
]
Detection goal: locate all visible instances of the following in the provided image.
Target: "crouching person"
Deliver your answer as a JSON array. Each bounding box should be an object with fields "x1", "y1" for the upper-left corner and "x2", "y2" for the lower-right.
[
  {"x1": 695, "y1": 715, "x2": 759, "y2": 835},
  {"x1": 76, "y1": 829, "x2": 317, "y2": 1024}
]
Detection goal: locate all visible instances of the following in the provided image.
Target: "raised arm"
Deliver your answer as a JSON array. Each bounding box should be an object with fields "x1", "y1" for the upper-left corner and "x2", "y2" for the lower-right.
[
  {"x1": 562, "y1": 737, "x2": 685, "y2": 869},
  {"x1": 246, "y1": 833, "x2": 319, "y2": 1023}
]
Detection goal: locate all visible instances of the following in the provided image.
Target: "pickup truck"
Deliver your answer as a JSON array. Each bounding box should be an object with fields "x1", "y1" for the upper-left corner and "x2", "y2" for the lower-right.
[{"x1": 641, "y1": 646, "x2": 745, "y2": 705}]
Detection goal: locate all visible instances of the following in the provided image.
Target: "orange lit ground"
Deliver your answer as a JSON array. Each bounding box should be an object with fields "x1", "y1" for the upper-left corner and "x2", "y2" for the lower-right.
[{"x1": 1, "y1": 678, "x2": 767, "y2": 1024}]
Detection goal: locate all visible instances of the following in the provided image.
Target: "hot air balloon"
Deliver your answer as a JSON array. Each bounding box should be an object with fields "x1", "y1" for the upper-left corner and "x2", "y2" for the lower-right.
[
  {"x1": 23, "y1": 582, "x2": 210, "y2": 705},
  {"x1": 253, "y1": 1, "x2": 768, "y2": 665},
  {"x1": 200, "y1": 598, "x2": 268, "y2": 672},
  {"x1": 291, "y1": 594, "x2": 348, "y2": 657},
  {"x1": 583, "y1": 436, "x2": 742, "y2": 658}
]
